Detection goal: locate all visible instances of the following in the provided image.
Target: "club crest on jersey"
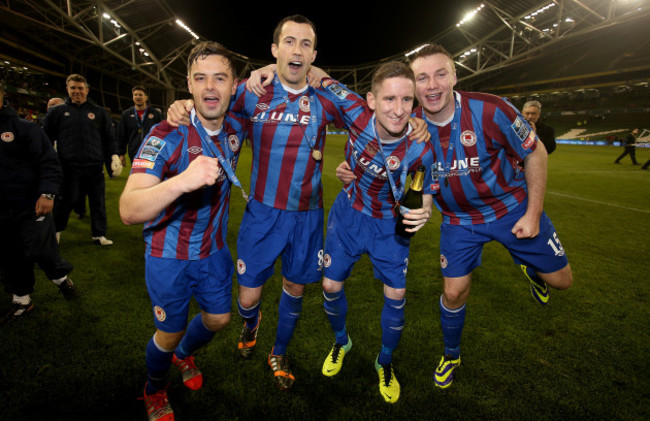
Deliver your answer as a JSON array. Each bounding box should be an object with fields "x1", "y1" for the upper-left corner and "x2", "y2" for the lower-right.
[
  {"x1": 324, "y1": 253, "x2": 332, "y2": 268},
  {"x1": 386, "y1": 155, "x2": 401, "y2": 171},
  {"x1": 460, "y1": 130, "x2": 477, "y2": 147},
  {"x1": 154, "y1": 305, "x2": 166, "y2": 322},
  {"x1": 228, "y1": 134, "x2": 239, "y2": 152},
  {"x1": 237, "y1": 259, "x2": 246, "y2": 275},
  {"x1": 1, "y1": 131, "x2": 14, "y2": 143},
  {"x1": 87, "y1": 112, "x2": 95, "y2": 120},
  {"x1": 187, "y1": 146, "x2": 202, "y2": 155},
  {"x1": 511, "y1": 116, "x2": 530, "y2": 142},
  {"x1": 148, "y1": 113, "x2": 154, "y2": 119},
  {"x1": 440, "y1": 254, "x2": 448, "y2": 269},
  {"x1": 299, "y1": 95, "x2": 310, "y2": 113}
]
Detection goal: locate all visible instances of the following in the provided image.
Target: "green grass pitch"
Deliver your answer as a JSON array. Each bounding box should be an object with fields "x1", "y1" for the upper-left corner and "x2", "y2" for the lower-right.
[{"x1": 1, "y1": 136, "x2": 648, "y2": 420}]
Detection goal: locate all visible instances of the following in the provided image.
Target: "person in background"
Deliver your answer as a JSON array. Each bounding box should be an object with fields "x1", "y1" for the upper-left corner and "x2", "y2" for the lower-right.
[
  {"x1": 117, "y1": 85, "x2": 163, "y2": 166},
  {"x1": 42, "y1": 74, "x2": 122, "y2": 246},
  {"x1": 522, "y1": 100, "x2": 556, "y2": 155},
  {"x1": 0, "y1": 83, "x2": 78, "y2": 326},
  {"x1": 614, "y1": 128, "x2": 640, "y2": 165}
]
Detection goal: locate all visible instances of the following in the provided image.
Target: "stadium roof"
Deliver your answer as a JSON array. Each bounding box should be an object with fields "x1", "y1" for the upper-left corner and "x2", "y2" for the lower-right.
[{"x1": 1, "y1": 0, "x2": 649, "y2": 101}]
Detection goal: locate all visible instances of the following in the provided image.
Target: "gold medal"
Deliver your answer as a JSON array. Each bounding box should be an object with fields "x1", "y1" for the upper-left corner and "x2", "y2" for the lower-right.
[{"x1": 312, "y1": 150, "x2": 322, "y2": 161}]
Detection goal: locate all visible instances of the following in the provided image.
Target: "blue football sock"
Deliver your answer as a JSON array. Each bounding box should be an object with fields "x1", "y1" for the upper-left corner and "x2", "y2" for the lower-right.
[
  {"x1": 439, "y1": 295, "x2": 466, "y2": 359},
  {"x1": 272, "y1": 288, "x2": 303, "y2": 356},
  {"x1": 145, "y1": 335, "x2": 174, "y2": 394},
  {"x1": 238, "y1": 299, "x2": 261, "y2": 331},
  {"x1": 378, "y1": 296, "x2": 405, "y2": 366},
  {"x1": 175, "y1": 314, "x2": 216, "y2": 360},
  {"x1": 323, "y1": 289, "x2": 349, "y2": 345}
]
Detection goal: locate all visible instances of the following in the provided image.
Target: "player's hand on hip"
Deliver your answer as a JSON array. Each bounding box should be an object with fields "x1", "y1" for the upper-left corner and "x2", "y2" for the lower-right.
[
  {"x1": 336, "y1": 161, "x2": 356, "y2": 184},
  {"x1": 511, "y1": 213, "x2": 540, "y2": 239},
  {"x1": 177, "y1": 155, "x2": 221, "y2": 192},
  {"x1": 408, "y1": 117, "x2": 431, "y2": 143},
  {"x1": 167, "y1": 99, "x2": 193, "y2": 127}
]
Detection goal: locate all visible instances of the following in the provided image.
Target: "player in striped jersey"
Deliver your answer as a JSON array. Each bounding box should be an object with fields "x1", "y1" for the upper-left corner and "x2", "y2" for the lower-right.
[
  {"x1": 167, "y1": 15, "x2": 431, "y2": 391},
  {"x1": 309, "y1": 62, "x2": 434, "y2": 404},
  {"x1": 409, "y1": 44, "x2": 573, "y2": 388},
  {"x1": 120, "y1": 42, "x2": 247, "y2": 421}
]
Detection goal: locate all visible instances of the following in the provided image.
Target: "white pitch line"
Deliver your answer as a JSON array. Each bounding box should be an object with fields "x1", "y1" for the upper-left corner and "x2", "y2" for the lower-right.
[{"x1": 548, "y1": 191, "x2": 650, "y2": 214}]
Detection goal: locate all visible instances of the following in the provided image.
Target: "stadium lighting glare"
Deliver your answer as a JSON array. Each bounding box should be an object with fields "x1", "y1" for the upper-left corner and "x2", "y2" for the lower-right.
[
  {"x1": 176, "y1": 19, "x2": 200, "y2": 40},
  {"x1": 565, "y1": 17, "x2": 575, "y2": 23},
  {"x1": 102, "y1": 12, "x2": 110, "y2": 19},
  {"x1": 405, "y1": 44, "x2": 430, "y2": 57},
  {"x1": 524, "y1": 2, "x2": 556, "y2": 20},
  {"x1": 457, "y1": 3, "x2": 485, "y2": 27}
]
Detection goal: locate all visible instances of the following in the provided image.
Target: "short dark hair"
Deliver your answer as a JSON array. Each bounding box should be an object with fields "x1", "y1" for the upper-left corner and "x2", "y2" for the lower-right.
[
  {"x1": 132, "y1": 85, "x2": 147, "y2": 95},
  {"x1": 408, "y1": 44, "x2": 455, "y2": 71},
  {"x1": 66, "y1": 73, "x2": 88, "y2": 87},
  {"x1": 371, "y1": 61, "x2": 415, "y2": 94},
  {"x1": 186, "y1": 41, "x2": 237, "y2": 77},
  {"x1": 273, "y1": 15, "x2": 317, "y2": 49}
]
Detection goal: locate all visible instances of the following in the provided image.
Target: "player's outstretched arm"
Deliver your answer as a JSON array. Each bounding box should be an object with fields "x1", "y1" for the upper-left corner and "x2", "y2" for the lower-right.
[
  {"x1": 166, "y1": 100, "x2": 194, "y2": 127},
  {"x1": 402, "y1": 194, "x2": 433, "y2": 233},
  {"x1": 512, "y1": 145, "x2": 548, "y2": 239},
  {"x1": 120, "y1": 155, "x2": 220, "y2": 225}
]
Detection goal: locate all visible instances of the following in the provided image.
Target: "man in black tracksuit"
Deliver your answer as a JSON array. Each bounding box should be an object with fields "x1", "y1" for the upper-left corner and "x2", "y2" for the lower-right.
[
  {"x1": 43, "y1": 74, "x2": 122, "y2": 245},
  {"x1": 0, "y1": 84, "x2": 77, "y2": 325},
  {"x1": 117, "y1": 85, "x2": 163, "y2": 166},
  {"x1": 614, "y1": 128, "x2": 640, "y2": 165}
]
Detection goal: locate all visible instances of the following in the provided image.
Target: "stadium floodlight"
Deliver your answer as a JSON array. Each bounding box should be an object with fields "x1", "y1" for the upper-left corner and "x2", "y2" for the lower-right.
[
  {"x1": 176, "y1": 19, "x2": 200, "y2": 40},
  {"x1": 102, "y1": 12, "x2": 110, "y2": 19},
  {"x1": 457, "y1": 3, "x2": 485, "y2": 27},
  {"x1": 405, "y1": 44, "x2": 430, "y2": 58}
]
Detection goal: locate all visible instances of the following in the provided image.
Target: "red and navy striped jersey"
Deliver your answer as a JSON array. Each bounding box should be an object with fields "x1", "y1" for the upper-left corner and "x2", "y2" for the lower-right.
[
  {"x1": 130, "y1": 115, "x2": 248, "y2": 259},
  {"x1": 317, "y1": 78, "x2": 434, "y2": 219},
  {"x1": 413, "y1": 91, "x2": 537, "y2": 225},
  {"x1": 230, "y1": 76, "x2": 345, "y2": 211}
]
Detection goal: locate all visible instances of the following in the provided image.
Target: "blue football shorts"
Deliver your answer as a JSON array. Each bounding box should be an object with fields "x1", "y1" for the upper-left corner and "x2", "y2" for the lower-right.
[
  {"x1": 324, "y1": 191, "x2": 411, "y2": 289},
  {"x1": 236, "y1": 199, "x2": 324, "y2": 287},
  {"x1": 439, "y1": 201, "x2": 569, "y2": 278},
  {"x1": 145, "y1": 248, "x2": 233, "y2": 332}
]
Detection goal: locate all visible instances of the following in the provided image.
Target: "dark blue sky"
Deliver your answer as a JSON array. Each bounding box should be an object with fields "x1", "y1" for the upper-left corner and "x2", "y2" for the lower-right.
[{"x1": 166, "y1": 1, "x2": 478, "y2": 66}]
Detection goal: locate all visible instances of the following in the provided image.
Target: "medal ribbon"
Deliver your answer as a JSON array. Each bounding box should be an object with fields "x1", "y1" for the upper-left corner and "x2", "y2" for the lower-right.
[
  {"x1": 370, "y1": 115, "x2": 410, "y2": 212},
  {"x1": 190, "y1": 109, "x2": 248, "y2": 201}
]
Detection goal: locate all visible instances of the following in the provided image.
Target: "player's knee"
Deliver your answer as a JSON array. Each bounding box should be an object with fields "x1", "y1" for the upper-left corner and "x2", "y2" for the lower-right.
[
  {"x1": 322, "y1": 278, "x2": 343, "y2": 294},
  {"x1": 154, "y1": 329, "x2": 184, "y2": 350},
  {"x1": 544, "y1": 264, "x2": 573, "y2": 290},
  {"x1": 442, "y1": 286, "x2": 469, "y2": 307},
  {"x1": 202, "y1": 312, "x2": 230, "y2": 332}
]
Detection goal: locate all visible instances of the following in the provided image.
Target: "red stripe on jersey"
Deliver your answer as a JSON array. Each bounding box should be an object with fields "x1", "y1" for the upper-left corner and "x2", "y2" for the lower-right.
[{"x1": 254, "y1": 121, "x2": 276, "y2": 204}]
